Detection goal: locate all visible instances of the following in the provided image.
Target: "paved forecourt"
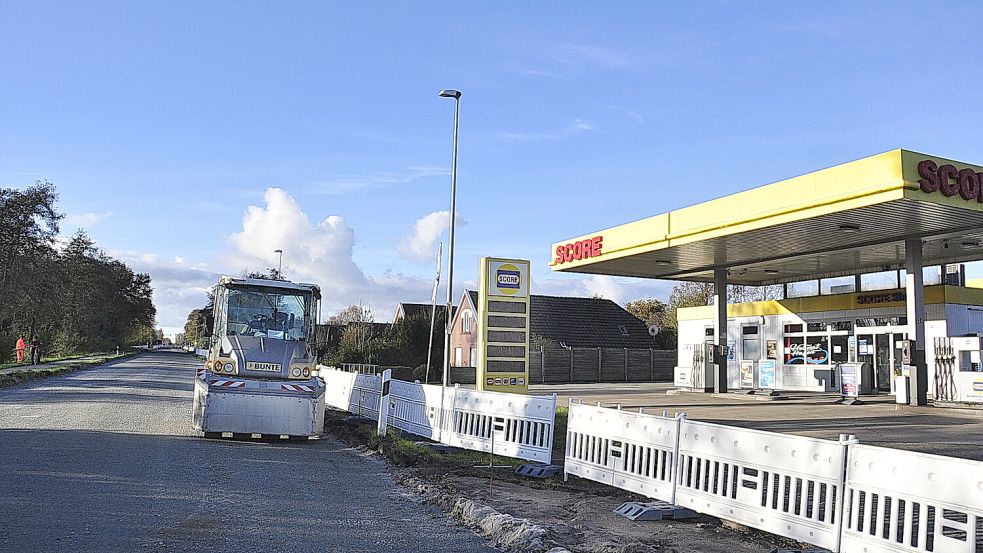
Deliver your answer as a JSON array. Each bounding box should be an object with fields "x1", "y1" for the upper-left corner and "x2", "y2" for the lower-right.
[
  {"x1": 532, "y1": 382, "x2": 983, "y2": 461},
  {"x1": 0, "y1": 351, "x2": 497, "y2": 553}
]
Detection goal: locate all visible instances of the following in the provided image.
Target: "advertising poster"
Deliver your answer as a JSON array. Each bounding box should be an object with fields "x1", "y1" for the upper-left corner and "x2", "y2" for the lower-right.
[
  {"x1": 858, "y1": 339, "x2": 869, "y2": 355},
  {"x1": 840, "y1": 364, "x2": 859, "y2": 397},
  {"x1": 758, "y1": 360, "x2": 777, "y2": 389},
  {"x1": 766, "y1": 340, "x2": 777, "y2": 360},
  {"x1": 740, "y1": 361, "x2": 754, "y2": 388},
  {"x1": 728, "y1": 341, "x2": 736, "y2": 361}
]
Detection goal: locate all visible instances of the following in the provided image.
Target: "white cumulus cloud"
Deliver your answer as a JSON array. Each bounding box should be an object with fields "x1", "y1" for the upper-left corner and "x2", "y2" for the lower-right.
[
  {"x1": 399, "y1": 210, "x2": 466, "y2": 262},
  {"x1": 226, "y1": 188, "x2": 433, "y2": 316},
  {"x1": 228, "y1": 188, "x2": 367, "y2": 293}
]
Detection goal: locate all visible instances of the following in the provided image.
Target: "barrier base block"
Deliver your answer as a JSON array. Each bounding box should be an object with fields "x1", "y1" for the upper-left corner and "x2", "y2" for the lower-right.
[
  {"x1": 835, "y1": 397, "x2": 865, "y2": 405},
  {"x1": 514, "y1": 463, "x2": 562, "y2": 479},
  {"x1": 769, "y1": 549, "x2": 829, "y2": 553},
  {"x1": 613, "y1": 500, "x2": 697, "y2": 521}
]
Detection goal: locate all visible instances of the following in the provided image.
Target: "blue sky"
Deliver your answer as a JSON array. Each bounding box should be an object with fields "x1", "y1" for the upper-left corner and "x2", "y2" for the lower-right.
[{"x1": 3, "y1": 1, "x2": 983, "y2": 336}]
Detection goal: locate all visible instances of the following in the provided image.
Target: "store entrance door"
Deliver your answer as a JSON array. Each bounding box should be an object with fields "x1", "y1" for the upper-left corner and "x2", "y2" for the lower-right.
[{"x1": 857, "y1": 332, "x2": 907, "y2": 392}]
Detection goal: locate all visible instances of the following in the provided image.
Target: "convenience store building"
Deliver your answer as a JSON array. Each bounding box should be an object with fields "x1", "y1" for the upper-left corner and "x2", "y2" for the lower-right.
[{"x1": 550, "y1": 149, "x2": 983, "y2": 406}]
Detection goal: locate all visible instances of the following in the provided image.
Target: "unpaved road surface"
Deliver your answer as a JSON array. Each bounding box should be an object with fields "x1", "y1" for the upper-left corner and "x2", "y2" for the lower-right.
[{"x1": 0, "y1": 351, "x2": 497, "y2": 553}]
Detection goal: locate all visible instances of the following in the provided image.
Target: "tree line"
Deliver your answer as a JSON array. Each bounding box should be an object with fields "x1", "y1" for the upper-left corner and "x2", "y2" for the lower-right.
[{"x1": 0, "y1": 181, "x2": 157, "y2": 362}]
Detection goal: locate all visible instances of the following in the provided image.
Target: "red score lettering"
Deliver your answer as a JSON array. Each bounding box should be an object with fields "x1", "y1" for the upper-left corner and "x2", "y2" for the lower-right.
[
  {"x1": 554, "y1": 235, "x2": 604, "y2": 264},
  {"x1": 918, "y1": 159, "x2": 983, "y2": 203}
]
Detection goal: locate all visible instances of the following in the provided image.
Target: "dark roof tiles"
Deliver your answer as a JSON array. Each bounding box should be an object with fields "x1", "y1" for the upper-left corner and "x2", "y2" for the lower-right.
[{"x1": 529, "y1": 294, "x2": 655, "y2": 348}]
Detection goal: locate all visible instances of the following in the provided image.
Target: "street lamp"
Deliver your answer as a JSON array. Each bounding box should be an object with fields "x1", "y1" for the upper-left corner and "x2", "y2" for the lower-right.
[
  {"x1": 274, "y1": 249, "x2": 283, "y2": 279},
  {"x1": 438, "y1": 89, "x2": 461, "y2": 392}
]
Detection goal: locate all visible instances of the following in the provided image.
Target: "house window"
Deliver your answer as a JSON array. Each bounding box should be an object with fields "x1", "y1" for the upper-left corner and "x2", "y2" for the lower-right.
[
  {"x1": 469, "y1": 347, "x2": 477, "y2": 367},
  {"x1": 462, "y1": 310, "x2": 473, "y2": 333},
  {"x1": 454, "y1": 347, "x2": 463, "y2": 366},
  {"x1": 617, "y1": 324, "x2": 629, "y2": 336}
]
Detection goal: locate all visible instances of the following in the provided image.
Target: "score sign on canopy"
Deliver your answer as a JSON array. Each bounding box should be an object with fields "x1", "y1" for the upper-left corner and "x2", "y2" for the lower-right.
[{"x1": 553, "y1": 236, "x2": 603, "y2": 265}]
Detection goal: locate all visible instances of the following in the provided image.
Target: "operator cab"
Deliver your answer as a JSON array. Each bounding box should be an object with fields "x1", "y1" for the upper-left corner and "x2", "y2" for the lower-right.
[{"x1": 209, "y1": 276, "x2": 320, "y2": 380}]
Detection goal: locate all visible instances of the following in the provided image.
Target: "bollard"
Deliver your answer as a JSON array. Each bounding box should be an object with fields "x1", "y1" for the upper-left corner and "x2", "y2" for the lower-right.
[{"x1": 377, "y1": 369, "x2": 392, "y2": 436}]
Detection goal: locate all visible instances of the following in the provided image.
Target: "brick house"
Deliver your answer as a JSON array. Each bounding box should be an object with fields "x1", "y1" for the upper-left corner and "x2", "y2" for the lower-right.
[{"x1": 447, "y1": 291, "x2": 479, "y2": 367}]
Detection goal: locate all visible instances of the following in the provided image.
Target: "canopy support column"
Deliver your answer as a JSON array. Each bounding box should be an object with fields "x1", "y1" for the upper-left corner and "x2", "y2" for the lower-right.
[
  {"x1": 714, "y1": 269, "x2": 728, "y2": 393},
  {"x1": 905, "y1": 239, "x2": 927, "y2": 406}
]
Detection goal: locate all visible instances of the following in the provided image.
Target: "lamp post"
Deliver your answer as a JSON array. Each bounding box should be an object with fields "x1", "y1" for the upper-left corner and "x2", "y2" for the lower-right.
[
  {"x1": 438, "y1": 89, "x2": 461, "y2": 390},
  {"x1": 274, "y1": 249, "x2": 283, "y2": 279}
]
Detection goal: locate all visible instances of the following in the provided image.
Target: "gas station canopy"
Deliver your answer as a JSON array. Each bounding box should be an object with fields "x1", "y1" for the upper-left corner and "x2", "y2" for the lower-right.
[{"x1": 550, "y1": 149, "x2": 983, "y2": 285}]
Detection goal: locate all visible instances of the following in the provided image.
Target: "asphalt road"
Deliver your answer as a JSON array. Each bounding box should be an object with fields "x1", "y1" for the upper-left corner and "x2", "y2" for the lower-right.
[{"x1": 0, "y1": 350, "x2": 498, "y2": 553}]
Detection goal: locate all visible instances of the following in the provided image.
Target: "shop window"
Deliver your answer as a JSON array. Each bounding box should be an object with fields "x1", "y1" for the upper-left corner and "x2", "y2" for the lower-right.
[
  {"x1": 783, "y1": 323, "x2": 804, "y2": 334},
  {"x1": 806, "y1": 322, "x2": 827, "y2": 333},
  {"x1": 830, "y1": 321, "x2": 853, "y2": 332},
  {"x1": 860, "y1": 271, "x2": 901, "y2": 291},
  {"x1": 900, "y1": 266, "x2": 943, "y2": 286},
  {"x1": 704, "y1": 327, "x2": 714, "y2": 337},
  {"x1": 821, "y1": 276, "x2": 856, "y2": 295},
  {"x1": 742, "y1": 326, "x2": 760, "y2": 360},
  {"x1": 856, "y1": 317, "x2": 908, "y2": 327},
  {"x1": 784, "y1": 336, "x2": 805, "y2": 365},
  {"x1": 786, "y1": 280, "x2": 819, "y2": 298},
  {"x1": 806, "y1": 335, "x2": 830, "y2": 364}
]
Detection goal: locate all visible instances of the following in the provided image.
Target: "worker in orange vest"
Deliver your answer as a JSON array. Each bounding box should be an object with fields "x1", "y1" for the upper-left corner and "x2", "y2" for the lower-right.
[{"x1": 15, "y1": 335, "x2": 26, "y2": 364}]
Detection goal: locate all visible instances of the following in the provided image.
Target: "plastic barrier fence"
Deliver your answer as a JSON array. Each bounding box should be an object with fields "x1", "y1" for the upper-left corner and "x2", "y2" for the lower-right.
[
  {"x1": 841, "y1": 444, "x2": 982, "y2": 553},
  {"x1": 320, "y1": 366, "x2": 557, "y2": 463},
  {"x1": 675, "y1": 420, "x2": 847, "y2": 551},
  {"x1": 319, "y1": 366, "x2": 381, "y2": 420},
  {"x1": 441, "y1": 387, "x2": 557, "y2": 464},
  {"x1": 564, "y1": 400, "x2": 983, "y2": 553},
  {"x1": 564, "y1": 402, "x2": 679, "y2": 502},
  {"x1": 386, "y1": 379, "x2": 448, "y2": 441}
]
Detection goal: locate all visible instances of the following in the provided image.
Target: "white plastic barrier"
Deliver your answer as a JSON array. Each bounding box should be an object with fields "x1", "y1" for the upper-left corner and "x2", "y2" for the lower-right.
[
  {"x1": 322, "y1": 368, "x2": 356, "y2": 412},
  {"x1": 194, "y1": 348, "x2": 208, "y2": 357},
  {"x1": 319, "y1": 366, "x2": 381, "y2": 420},
  {"x1": 442, "y1": 386, "x2": 557, "y2": 464},
  {"x1": 840, "y1": 444, "x2": 983, "y2": 553},
  {"x1": 675, "y1": 420, "x2": 848, "y2": 551},
  {"x1": 564, "y1": 401, "x2": 679, "y2": 502},
  {"x1": 386, "y1": 379, "x2": 448, "y2": 441},
  {"x1": 563, "y1": 401, "x2": 983, "y2": 553},
  {"x1": 321, "y1": 366, "x2": 557, "y2": 463}
]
